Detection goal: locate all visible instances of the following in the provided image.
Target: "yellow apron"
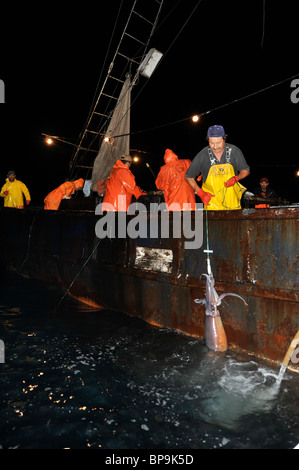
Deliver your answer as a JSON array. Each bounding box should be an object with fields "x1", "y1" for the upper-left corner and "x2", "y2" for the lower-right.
[{"x1": 202, "y1": 163, "x2": 246, "y2": 210}]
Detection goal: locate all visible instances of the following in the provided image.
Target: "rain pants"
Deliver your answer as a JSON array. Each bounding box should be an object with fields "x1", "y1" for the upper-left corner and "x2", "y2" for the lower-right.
[
  {"x1": 0, "y1": 178, "x2": 31, "y2": 208},
  {"x1": 155, "y1": 149, "x2": 195, "y2": 210},
  {"x1": 202, "y1": 163, "x2": 246, "y2": 210},
  {"x1": 44, "y1": 178, "x2": 84, "y2": 210},
  {"x1": 102, "y1": 160, "x2": 145, "y2": 211}
]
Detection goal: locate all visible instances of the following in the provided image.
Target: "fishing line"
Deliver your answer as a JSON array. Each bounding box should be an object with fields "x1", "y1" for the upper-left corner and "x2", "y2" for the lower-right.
[
  {"x1": 214, "y1": 183, "x2": 245, "y2": 210},
  {"x1": 202, "y1": 185, "x2": 239, "y2": 273},
  {"x1": 203, "y1": 207, "x2": 213, "y2": 275},
  {"x1": 52, "y1": 237, "x2": 102, "y2": 317},
  {"x1": 52, "y1": 216, "x2": 115, "y2": 317},
  {"x1": 19, "y1": 209, "x2": 41, "y2": 270}
]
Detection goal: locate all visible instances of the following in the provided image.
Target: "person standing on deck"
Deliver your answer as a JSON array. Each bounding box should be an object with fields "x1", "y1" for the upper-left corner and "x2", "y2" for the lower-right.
[
  {"x1": 0, "y1": 171, "x2": 31, "y2": 208},
  {"x1": 253, "y1": 177, "x2": 279, "y2": 208},
  {"x1": 155, "y1": 149, "x2": 196, "y2": 210},
  {"x1": 185, "y1": 125, "x2": 250, "y2": 210},
  {"x1": 44, "y1": 178, "x2": 84, "y2": 210},
  {"x1": 102, "y1": 155, "x2": 146, "y2": 211}
]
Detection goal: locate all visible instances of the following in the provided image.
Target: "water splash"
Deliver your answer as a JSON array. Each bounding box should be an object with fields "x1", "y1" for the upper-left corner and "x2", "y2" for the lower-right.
[
  {"x1": 276, "y1": 364, "x2": 287, "y2": 386},
  {"x1": 194, "y1": 357, "x2": 284, "y2": 430},
  {"x1": 275, "y1": 330, "x2": 299, "y2": 387}
]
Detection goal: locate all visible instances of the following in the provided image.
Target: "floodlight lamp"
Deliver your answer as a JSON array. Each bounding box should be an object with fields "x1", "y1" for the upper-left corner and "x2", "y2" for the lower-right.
[{"x1": 138, "y1": 48, "x2": 163, "y2": 78}]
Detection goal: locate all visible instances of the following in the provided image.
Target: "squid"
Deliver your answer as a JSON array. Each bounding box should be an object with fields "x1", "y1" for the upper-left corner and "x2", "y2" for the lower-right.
[{"x1": 195, "y1": 273, "x2": 247, "y2": 352}]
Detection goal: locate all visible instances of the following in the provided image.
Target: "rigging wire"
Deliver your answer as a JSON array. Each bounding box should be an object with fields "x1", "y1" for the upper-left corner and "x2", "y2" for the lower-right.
[
  {"x1": 46, "y1": 0, "x2": 205, "y2": 169},
  {"x1": 74, "y1": 0, "x2": 124, "y2": 146},
  {"x1": 128, "y1": 72, "x2": 299, "y2": 137},
  {"x1": 75, "y1": 0, "x2": 205, "y2": 160},
  {"x1": 69, "y1": 0, "x2": 166, "y2": 176},
  {"x1": 43, "y1": 0, "x2": 298, "y2": 154},
  {"x1": 261, "y1": 0, "x2": 266, "y2": 49},
  {"x1": 130, "y1": 0, "x2": 203, "y2": 110},
  {"x1": 42, "y1": 71, "x2": 299, "y2": 148},
  {"x1": 69, "y1": 0, "x2": 126, "y2": 178}
]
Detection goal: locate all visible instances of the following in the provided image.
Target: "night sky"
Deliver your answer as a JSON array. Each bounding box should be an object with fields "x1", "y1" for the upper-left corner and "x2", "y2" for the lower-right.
[{"x1": 1, "y1": 0, "x2": 298, "y2": 203}]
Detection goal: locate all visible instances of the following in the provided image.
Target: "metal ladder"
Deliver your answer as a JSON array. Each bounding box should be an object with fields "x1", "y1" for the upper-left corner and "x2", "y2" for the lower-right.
[{"x1": 68, "y1": 0, "x2": 165, "y2": 179}]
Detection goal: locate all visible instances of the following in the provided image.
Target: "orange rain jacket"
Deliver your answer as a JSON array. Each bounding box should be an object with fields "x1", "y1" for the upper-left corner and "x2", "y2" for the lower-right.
[
  {"x1": 44, "y1": 178, "x2": 84, "y2": 210},
  {"x1": 102, "y1": 160, "x2": 145, "y2": 211},
  {"x1": 155, "y1": 149, "x2": 196, "y2": 210}
]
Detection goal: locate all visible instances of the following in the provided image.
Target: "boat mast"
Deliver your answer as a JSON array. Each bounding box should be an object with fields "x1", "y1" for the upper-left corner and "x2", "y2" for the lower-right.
[{"x1": 68, "y1": 0, "x2": 165, "y2": 181}]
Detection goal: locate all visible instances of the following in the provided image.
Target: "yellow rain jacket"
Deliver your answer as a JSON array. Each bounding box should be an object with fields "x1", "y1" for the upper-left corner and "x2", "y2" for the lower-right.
[{"x1": 0, "y1": 178, "x2": 31, "y2": 208}]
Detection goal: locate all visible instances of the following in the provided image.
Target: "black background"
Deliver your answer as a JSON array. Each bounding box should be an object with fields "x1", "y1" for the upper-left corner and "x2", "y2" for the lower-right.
[{"x1": 1, "y1": 0, "x2": 298, "y2": 203}]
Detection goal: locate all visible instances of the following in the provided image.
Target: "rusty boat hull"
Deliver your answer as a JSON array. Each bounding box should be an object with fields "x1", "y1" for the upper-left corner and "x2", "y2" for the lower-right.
[{"x1": 0, "y1": 205, "x2": 298, "y2": 369}]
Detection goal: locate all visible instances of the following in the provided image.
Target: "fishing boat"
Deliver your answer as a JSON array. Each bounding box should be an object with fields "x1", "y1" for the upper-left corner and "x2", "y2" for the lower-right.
[{"x1": 0, "y1": 0, "x2": 298, "y2": 371}]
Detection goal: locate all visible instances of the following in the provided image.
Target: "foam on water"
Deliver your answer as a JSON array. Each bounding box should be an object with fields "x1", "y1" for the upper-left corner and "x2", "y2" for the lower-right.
[{"x1": 0, "y1": 274, "x2": 298, "y2": 449}]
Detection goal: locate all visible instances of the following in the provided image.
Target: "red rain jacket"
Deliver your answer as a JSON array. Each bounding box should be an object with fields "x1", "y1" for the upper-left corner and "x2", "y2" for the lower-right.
[
  {"x1": 102, "y1": 160, "x2": 145, "y2": 211},
  {"x1": 155, "y1": 149, "x2": 195, "y2": 210},
  {"x1": 44, "y1": 178, "x2": 84, "y2": 210}
]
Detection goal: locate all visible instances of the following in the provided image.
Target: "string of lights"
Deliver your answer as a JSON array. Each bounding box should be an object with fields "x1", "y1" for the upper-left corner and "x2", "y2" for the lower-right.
[
  {"x1": 129, "y1": 72, "x2": 299, "y2": 137},
  {"x1": 43, "y1": 72, "x2": 299, "y2": 148}
]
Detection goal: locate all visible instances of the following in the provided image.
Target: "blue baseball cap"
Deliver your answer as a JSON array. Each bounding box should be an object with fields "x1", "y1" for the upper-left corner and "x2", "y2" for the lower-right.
[{"x1": 207, "y1": 125, "x2": 226, "y2": 138}]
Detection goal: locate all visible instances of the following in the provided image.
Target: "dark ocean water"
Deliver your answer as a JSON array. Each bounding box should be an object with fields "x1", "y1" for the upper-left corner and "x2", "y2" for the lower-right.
[{"x1": 0, "y1": 272, "x2": 298, "y2": 451}]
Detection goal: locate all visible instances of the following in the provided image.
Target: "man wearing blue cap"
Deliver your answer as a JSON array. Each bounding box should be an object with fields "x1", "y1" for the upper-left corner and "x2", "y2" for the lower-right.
[{"x1": 185, "y1": 125, "x2": 250, "y2": 210}]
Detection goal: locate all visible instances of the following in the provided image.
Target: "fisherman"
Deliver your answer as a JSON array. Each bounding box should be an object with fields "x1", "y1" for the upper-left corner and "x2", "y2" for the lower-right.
[
  {"x1": 185, "y1": 125, "x2": 250, "y2": 210},
  {"x1": 253, "y1": 177, "x2": 279, "y2": 208},
  {"x1": 102, "y1": 155, "x2": 146, "y2": 211},
  {"x1": 0, "y1": 170, "x2": 31, "y2": 208},
  {"x1": 155, "y1": 149, "x2": 196, "y2": 210},
  {"x1": 44, "y1": 178, "x2": 84, "y2": 210}
]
